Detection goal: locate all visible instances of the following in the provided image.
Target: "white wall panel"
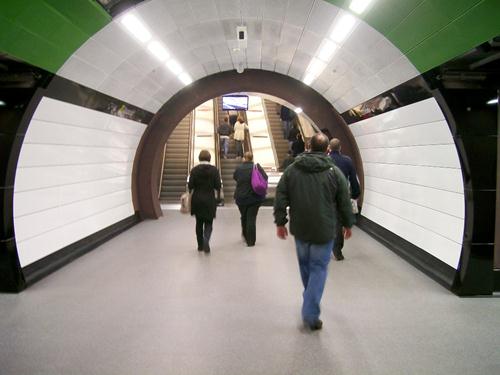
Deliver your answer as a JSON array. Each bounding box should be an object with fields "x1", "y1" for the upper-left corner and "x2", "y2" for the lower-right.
[
  {"x1": 364, "y1": 176, "x2": 464, "y2": 219},
  {"x1": 14, "y1": 97, "x2": 146, "y2": 267},
  {"x1": 349, "y1": 98, "x2": 465, "y2": 269},
  {"x1": 360, "y1": 144, "x2": 461, "y2": 168},
  {"x1": 362, "y1": 203, "x2": 462, "y2": 268}
]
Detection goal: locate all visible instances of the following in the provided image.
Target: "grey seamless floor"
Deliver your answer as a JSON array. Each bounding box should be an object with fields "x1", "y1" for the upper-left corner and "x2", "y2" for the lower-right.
[{"x1": 1, "y1": 207, "x2": 499, "y2": 375}]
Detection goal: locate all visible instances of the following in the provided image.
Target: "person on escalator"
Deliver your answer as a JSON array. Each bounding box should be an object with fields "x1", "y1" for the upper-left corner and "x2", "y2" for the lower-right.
[
  {"x1": 218, "y1": 116, "x2": 232, "y2": 159},
  {"x1": 188, "y1": 150, "x2": 221, "y2": 253},
  {"x1": 233, "y1": 116, "x2": 248, "y2": 159}
]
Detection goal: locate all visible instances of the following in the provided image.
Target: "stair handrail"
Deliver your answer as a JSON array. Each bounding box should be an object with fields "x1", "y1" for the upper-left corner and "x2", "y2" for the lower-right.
[
  {"x1": 213, "y1": 98, "x2": 224, "y2": 202},
  {"x1": 158, "y1": 143, "x2": 167, "y2": 199},
  {"x1": 261, "y1": 98, "x2": 279, "y2": 171},
  {"x1": 186, "y1": 111, "x2": 196, "y2": 191}
]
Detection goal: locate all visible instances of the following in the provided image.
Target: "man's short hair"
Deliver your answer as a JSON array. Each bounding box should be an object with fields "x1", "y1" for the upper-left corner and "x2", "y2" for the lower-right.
[
  {"x1": 224, "y1": 116, "x2": 229, "y2": 123},
  {"x1": 310, "y1": 133, "x2": 329, "y2": 152},
  {"x1": 329, "y1": 138, "x2": 341, "y2": 152},
  {"x1": 198, "y1": 150, "x2": 211, "y2": 162},
  {"x1": 244, "y1": 151, "x2": 253, "y2": 162}
]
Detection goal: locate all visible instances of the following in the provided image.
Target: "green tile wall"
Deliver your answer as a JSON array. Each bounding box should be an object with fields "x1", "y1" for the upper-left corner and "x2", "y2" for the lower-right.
[
  {"x1": 0, "y1": 0, "x2": 110, "y2": 73},
  {"x1": 326, "y1": 0, "x2": 500, "y2": 73}
]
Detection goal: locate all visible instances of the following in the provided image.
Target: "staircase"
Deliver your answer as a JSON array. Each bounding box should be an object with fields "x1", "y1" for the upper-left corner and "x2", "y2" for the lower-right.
[
  {"x1": 220, "y1": 158, "x2": 242, "y2": 204},
  {"x1": 263, "y1": 99, "x2": 289, "y2": 168},
  {"x1": 159, "y1": 113, "x2": 192, "y2": 202}
]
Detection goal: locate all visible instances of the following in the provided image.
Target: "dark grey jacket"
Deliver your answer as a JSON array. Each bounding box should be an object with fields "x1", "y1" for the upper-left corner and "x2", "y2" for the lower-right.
[{"x1": 274, "y1": 152, "x2": 355, "y2": 244}]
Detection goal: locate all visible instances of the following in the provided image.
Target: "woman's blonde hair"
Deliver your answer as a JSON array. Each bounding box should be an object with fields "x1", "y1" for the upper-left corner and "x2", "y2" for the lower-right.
[
  {"x1": 244, "y1": 151, "x2": 253, "y2": 162},
  {"x1": 237, "y1": 116, "x2": 244, "y2": 123}
]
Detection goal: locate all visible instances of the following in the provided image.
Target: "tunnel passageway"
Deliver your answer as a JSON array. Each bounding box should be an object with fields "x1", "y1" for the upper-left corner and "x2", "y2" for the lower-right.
[{"x1": 1, "y1": 207, "x2": 498, "y2": 374}]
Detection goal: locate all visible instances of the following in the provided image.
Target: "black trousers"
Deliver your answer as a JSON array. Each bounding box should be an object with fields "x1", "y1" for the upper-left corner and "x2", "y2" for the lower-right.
[
  {"x1": 238, "y1": 203, "x2": 260, "y2": 246},
  {"x1": 195, "y1": 216, "x2": 213, "y2": 249}
]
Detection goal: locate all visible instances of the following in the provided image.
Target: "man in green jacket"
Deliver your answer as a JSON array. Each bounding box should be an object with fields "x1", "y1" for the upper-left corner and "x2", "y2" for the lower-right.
[{"x1": 274, "y1": 133, "x2": 355, "y2": 330}]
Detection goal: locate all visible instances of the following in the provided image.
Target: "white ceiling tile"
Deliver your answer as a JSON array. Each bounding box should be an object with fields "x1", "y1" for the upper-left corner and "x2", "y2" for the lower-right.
[
  {"x1": 164, "y1": 0, "x2": 197, "y2": 28},
  {"x1": 219, "y1": 62, "x2": 235, "y2": 71},
  {"x1": 358, "y1": 75, "x2": 386, "y2": 101},
  {"x1": 221, "y1": 18, "x2": 241, "y2": 40},
  {"x1": 191, "y1": 46, "x2": 216, "y2": 63},
  {"x1": 58, "y1": 56, "x2": 107, "y2": 89},
  {"x1": 285, "y1": 0, "x2": 314, "y2": 28},
  {"x1": 262, "y1": 20, "x2": 282, "y2": 45},
  {"x1": 275, "y1": 60, "x2": 290, "y2": 75},
  {"x1": 125, "y1": 89, "x2": 151, "y2": 108},
  {"x1": 261, "y1": 44, "x2": 278, "y2": 61},
  {"x1": 378, "y1": 56, "x2": 419, "y2": 90},
  {"x1": 246, "y1": 19, "x2": 263, "y2": 41},
  {"x1": 323, "y1": 85, "x2": 338, "y2": 103},
  {"x1": 134, "y1": 78, "x2": 162, "y2": 97},
  {"x1": 189, "y1": 0, "x2": 218, "y2": 22},
  {"x1": 246, "y1": 40, "x2": 262, "y2": 58},
  {"x1": 351, "y1": 60, "x2": 376, "y2": 79},
  {"x1": 342, "y1": 21, "x2": 382, "y2": 55},
  {"x1": 143, "y1": 99, "x2": 162, "y2": 113},
  {"x1": 276, "y1": 45, "x2": 295, "y2": 63},
  {"x1": 280, "y1": 23, "x2": 302, "y2": 46},
  {"x1": 180, "y1": 25, "x2": 209, "y2": 49},
  {"x1": 297, "y1": 30, "x2": 322, "y2": 54},
  {"x1": 247, "y1": 60, "x2": 261, "y2": 69},
  {"x1": 74, "y1": 38, "x2": 123, "y2": 75},
  {"x1": 163, "y1": 31, "x2": 189, "y2": 55},
  {"x1": 111, "y1": 62, "x2": 146, "y2": 88},
  {"x1": 202, "y1": 61, "x2": 221, "y2": 75},
  {"x1": 137, "y1": 1, "x2": 178, "y2": 36},
  {"x1": 215, "y1": 0, "x2": 241, "y2": 20},
  {"x1": 147, "y1": 67, "x2": 175, "y2": 87},
  {"x1": 212, "y1": 43, "x2": 231, "y2": 59},
  {"x1": 289, "y1": 50, "x2": 312, "y2": 71},
  {"x1": 263, "y1": 0, "x2": 287, "y2": 22},
  {"x1": 186, "y1": 64, "x2": 206, "y2": 80},
  {"x1": 92, "y1": 22, "x2": 142, "y2": 60},
  {"x1": 127, "y1": 48, "x2": 162, "y2": 73},
  {"x1": 305, "y1": 0, "x2": 339, "y2": 37},
  {"x1": 261, "y1": 59, "x2": 276, "y2": 71},
  {"x1": 241, "y1": 0, "x2": 264, "y2": 19},
  {"x1": 333, "y1": 97, "x2": 350, "y2": 113},
  {"x1": 340, "y1": 88, "x2": 364, "y2": 110},
  {"x1": 366, "y1": 38, "x2": 404, "y2": 73},
  {"x1": 98, "y1": 76, "x2": 133, "y2": 100},
  {"x1": 311, "y1": 78, "x2": 330, "y2": 94}
]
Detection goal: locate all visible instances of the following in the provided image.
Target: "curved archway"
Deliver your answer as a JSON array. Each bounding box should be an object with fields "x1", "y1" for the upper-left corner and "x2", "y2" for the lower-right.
[{"x1": 134, "y1": 69, "x2": 363, "y2": 219}]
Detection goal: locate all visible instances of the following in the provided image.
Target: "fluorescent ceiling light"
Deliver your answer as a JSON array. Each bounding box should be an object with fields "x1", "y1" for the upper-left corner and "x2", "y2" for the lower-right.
[
  {"x1": 0, "y1": 100, "x2": 5, "y2": 106},
  {"x1": 302, "y1": 73, "x2": 316, "y2": 86},
  {"x1": 147, "y1": 41, "x2": 169, "y2": 61},
  {"x1": 294, "y1": 107, "x2": 303, "y2": 114},
  {"x1": 120, "y1": 13, "x2": 151, "y2": 43},
  {"x1": 349, "y1": 0, "x2": 374, "y2": 14},
  {"x1": 487, "y1": 98, "x2": 498, "y2": 105},
  {"x1": 306, "y1": 58, "x2": 327, "y2": 77},
  {"x1": 330, "y1": 13, "x2": 356, "y2": 43},
  {"x1": 166, "y1": 59, "x2": 183, "y2": 75},
  {"x1": 317, "y1": 39, "x2": 338, "y2": 62},
  {"x1": 178, "y1": 72, "x2": 193, "y2": 85}
]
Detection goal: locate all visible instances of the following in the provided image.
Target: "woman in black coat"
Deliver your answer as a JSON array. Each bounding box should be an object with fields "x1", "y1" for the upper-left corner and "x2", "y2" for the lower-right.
[
  {"x1": 233, "y1": 152, "x2": 268, "y2": 247},
  {"x1": 188, "y1": 150, "x2": 221, "y2": 253}
]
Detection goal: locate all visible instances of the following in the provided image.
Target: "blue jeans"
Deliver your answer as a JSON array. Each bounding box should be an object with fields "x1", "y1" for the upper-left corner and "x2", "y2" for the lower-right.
[
  {"x1": 220, "y1": 137, "x2": 229, "y2": 157},
  {"x1": 294, "y1": 238, "x2": 334, "y2": 324}
]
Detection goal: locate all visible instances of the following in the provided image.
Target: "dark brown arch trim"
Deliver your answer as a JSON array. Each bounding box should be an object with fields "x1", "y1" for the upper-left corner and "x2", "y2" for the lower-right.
[{"x1": 133, "y1": 69, "x2": 363, "y2": 219}]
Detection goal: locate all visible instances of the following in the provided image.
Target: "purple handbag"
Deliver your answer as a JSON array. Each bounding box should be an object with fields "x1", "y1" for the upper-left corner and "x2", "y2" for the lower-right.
[{"x1": 251, "y1": 164, "x2": 268, "y2": 196}]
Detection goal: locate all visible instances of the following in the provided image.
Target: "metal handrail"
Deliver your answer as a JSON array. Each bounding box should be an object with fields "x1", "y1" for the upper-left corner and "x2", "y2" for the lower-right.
[
  {"x1": 186, "y1": 111, "x2": 196, "y2": 192},
  {"x1": 240, "y1": 110, "x2": 253, "y2": 155},
  {"x1": 158, "y1": 143, "x2": 167, "y2": 199},
  {"x1": 213, "y1": 98, "x2": 224, "y2": 202}
]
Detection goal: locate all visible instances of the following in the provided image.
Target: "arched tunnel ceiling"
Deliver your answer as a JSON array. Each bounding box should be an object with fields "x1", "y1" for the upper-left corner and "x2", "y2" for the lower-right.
[{"x1": 1, "y1": 0, "x2": 499, "y2": 114}]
